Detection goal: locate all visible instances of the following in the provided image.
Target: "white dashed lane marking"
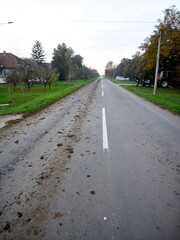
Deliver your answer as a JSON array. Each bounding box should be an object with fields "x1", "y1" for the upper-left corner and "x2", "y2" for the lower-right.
[{"x1": 102, "y1": 107, "x2": 109, "y2": 154}]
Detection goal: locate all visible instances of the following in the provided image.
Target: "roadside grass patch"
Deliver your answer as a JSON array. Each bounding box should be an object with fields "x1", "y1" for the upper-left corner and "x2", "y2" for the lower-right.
[
  {"x1": 121, "y1": 85, "x2": 180, "y2": 114},
  {"x1": 0, "y1": 79, "x2": 94, "y2": 115},
  {"x1": 108, "y1": 78, "x2": 136, "y2": 85},
  {"x1": 112, "y1": 80, "x2": 136, "y2": 84}
]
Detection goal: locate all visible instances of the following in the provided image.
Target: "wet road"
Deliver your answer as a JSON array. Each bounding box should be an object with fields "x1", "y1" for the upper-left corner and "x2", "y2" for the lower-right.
[{"x1": 0, "y1": 78, "x2": 180, "y2": 240}]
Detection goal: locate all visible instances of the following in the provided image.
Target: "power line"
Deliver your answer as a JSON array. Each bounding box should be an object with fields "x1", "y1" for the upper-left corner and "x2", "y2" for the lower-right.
[
  {"x1": 67, "y1": 20, "x2": 156, "y2": 23},
  {"x1": 50, "y1": 30, "x2": 153, "y2": 33}
]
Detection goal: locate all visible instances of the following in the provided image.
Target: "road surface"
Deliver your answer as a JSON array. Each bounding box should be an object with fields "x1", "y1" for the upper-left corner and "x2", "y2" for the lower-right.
[{"x1": 0, "y1": 78, "x2": 180, "y2": 240}]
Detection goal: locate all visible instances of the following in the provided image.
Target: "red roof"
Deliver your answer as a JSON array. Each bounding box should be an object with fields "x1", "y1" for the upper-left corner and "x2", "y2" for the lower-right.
[{"x1": 0, "y1": 52, "x2": 24, "y2": 68}]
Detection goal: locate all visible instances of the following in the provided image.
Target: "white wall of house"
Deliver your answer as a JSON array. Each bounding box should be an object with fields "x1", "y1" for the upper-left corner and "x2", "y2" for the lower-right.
[{"x1": 0, "y1": 75, "x2": 5, "y2": 84}]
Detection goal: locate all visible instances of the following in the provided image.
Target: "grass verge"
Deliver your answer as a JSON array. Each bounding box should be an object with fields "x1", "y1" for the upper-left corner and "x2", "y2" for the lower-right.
[
  {"x1": 112, "y1": 80, "x2": 137, "y2": 84},
  {"x1": 0, "y1": 79, "x2": 95, "y2": 115},
  {"x1": 108, "y1": 78, "x2": 136, "y2": 85},
  {"x1": 120, "y1": 85, "x2": 180, "y2": 115}
]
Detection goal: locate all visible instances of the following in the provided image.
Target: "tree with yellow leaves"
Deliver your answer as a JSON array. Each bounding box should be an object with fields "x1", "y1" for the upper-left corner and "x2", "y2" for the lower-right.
[{"x1": 140, "y1": 6, "x2": 180, "y2": 74}]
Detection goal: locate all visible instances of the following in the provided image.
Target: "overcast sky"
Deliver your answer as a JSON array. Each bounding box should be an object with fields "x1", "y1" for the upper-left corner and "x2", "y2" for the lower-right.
[{"x1": 0, "y1": 0, "x2": 179, "y2": 74}]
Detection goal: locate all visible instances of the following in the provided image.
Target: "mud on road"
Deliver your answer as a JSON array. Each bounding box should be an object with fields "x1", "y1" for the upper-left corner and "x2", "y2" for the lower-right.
[{"x1": 0, "y1": 80, "x2": 99, "y2": 239}]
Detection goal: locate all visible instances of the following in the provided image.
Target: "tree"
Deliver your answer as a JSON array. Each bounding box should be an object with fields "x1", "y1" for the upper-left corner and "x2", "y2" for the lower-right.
[
  {"x1": 113, "y1": 52, "x2": 151, "y2": 81},
  {"x1": 115, "y1": 58, "x2": 131, "y2": 78},
  {"x1": 65, "y1": 47, "x2": 74, "y2": 81},
  {"x1": 20, "y1": 59, "x2": 37, "y2": 91},
  {"x1": 105, "y1": 61, "x2": 114, "y2": 77},
  {"x1": 38, "y1": 65, "x2": 57, "y2": 90},
  {"x1": 81, "y1": 66, "x2": 99, "y2": 79},
  {"x1": 52, "y1": 42, "x2": 99, "y2": 80},
  {"x1": 139, "y1": 6, "x2": 180, "y2": 73},
  {"x1": 52, "y1": 43, "x2": 74, "y2": 80},
  {"x1": 3, "y1": 68, "x2": 20, "y2": 92},
  {"x1": 31, "y1": 40, "x2": 45, "y2": 64},
  {"x1": 73, "y1": 55, "x2": 83, "y2": 68},
  {"x1": 113, "y1": 6, "x2": 180, "y2": 82},
  {"x1": 71, "y1": 55, "x2": 83, "y2": 79}
]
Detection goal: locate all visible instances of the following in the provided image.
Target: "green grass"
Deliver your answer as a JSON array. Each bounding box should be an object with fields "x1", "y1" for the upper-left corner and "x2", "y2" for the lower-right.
[
  {"x1": 112, "y1": 80, "x2": 136, "y2": 84},
  {"x1": 120, "y1": 85, "x2": 180, "y2": 114},
  {"x1": 108, "y1": 78, "x2": 136, "y2": 85},
  {"x1": 0, "y1": 79, "x2": 95, "y2": 115}
]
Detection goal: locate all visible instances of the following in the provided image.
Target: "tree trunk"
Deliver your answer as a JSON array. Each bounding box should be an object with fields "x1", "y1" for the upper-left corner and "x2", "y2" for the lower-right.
[
  {"x1": 21, "y1": 83, "x2": 25, "y2": 98},
  {"x1": 8, "y1": 84, "x2": 12, "y2": 103},
  {"x1": 44, "y1": 82, "x2": 47, "y2": 91},
  {"x1": 13, "y1": 83, "x2": 16, "y2": 92},
  {"x1": 27, "y1": 82, "x2": 31, "y2": 91}
]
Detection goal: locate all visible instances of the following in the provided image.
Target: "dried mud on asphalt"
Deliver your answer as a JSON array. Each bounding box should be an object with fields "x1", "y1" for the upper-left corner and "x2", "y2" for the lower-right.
[{"x1": 0, "y1": 80, "x2": 99, "y2": 239}]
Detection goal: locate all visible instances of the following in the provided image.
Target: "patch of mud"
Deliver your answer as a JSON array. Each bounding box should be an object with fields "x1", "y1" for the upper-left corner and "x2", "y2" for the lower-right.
[
  {"x1": 0, "y1": 114, "x2": 23, "y2": 129},
  {"x1": 53, "y1": 212, "x2": 64, "y2": 219}
]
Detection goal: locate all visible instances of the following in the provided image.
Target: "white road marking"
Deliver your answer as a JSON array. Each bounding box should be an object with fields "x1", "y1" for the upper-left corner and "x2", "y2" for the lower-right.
[
  {"x1": 102, "y1": 90, "x2": 104, "y2": 97},
  {"x1": 102, "y1": 108, "x2": 109, "y2": 153}
]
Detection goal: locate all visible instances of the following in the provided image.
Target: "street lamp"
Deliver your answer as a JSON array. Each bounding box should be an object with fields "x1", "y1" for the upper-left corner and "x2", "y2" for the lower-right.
[
  {"x1": 0, "y1": 22, "x2": 13, "y2": 25},
  {"x1": 153, "y1": 29, "x2": 162, "y2": 96}
]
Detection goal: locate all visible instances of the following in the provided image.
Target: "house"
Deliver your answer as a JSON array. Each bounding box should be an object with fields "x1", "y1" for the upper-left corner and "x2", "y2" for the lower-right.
[
  {"x1": 0, "y1": 52, "x2": 51, "y2": 84},
  {"x1": 0, "y1": 52, "x2": 25, "y2": 83},
  {"x1": 0, "y1": 52, "x2": 25, "y2": 74}
]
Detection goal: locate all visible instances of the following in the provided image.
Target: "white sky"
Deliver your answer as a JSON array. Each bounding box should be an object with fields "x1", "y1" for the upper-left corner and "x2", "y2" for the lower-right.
[{"x1": 0, "y1": 0, "x2": 179, "y2": 75}]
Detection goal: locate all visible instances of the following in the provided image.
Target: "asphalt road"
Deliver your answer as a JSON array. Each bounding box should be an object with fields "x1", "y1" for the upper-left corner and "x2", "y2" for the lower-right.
[{"x1": 0, "y1": 78, "x2": 180, "y2": 240}]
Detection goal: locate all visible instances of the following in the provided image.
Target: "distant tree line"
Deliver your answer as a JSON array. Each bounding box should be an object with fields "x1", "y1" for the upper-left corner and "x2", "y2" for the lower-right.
[
  {"x1": 105, "y1": 6, "x2": 180, "y2": 80},
  {"x1": 51, "y1": 42, "x2": 99, "y2": 81}
]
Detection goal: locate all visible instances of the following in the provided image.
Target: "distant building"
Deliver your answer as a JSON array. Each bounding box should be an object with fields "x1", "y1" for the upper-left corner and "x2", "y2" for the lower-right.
[{"x1": 42, "y1": 62, "x2": 52, "y2": 69}]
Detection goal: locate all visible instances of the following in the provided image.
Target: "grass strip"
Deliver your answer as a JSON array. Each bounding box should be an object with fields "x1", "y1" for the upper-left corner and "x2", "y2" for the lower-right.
[
  {"x1": 120, "y1": 85, "x2": 180, "y2": 114},
  {"x1": 0, "y1": 79, "x2": 95, "y2": 115},
  {"x1": 112, "y1": 80, "x2": 137, "y2": 84}
]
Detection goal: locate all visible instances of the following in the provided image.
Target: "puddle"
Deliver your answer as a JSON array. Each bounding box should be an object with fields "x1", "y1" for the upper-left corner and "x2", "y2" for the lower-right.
[{"x1": 0, "y1": 114, "x2": 23, "y2": 129}]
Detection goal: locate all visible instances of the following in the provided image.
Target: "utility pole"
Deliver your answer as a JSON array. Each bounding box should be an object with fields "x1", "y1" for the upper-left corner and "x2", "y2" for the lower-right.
[
  {"x1": 68, "y1": 55, "x2": 72, "y2": 83},
  {"x1": 112, "y1": 64, "x2": 116, "y2": 79},
  {"x1": 153, "y1": 30, "x2": 162, "y2": 96}
]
